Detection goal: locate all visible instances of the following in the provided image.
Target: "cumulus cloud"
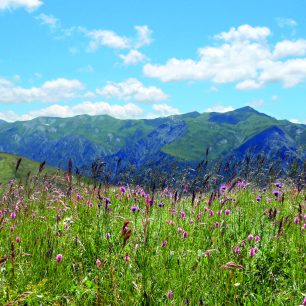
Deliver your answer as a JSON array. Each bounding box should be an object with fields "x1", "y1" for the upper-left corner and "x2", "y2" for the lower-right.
[
  {"x1": 0, "y1": 0, "x2": 42, "y2": 11},
  {"x1": 273, "y1": 39, "x2": 306, "y2": 58},
  {"x1": 134, "y1": 25, "x2": 152, "y2": 48},
  {"x1": 205, "y1": 105, "x2": 234, "y2": 113},
  {"x1": 214, "y1": 24, "x2": 271, "y2": 42},
  {"x1": 0, "y1": 102, "x2": 144, "y2": 122},
  {"x1": 0, "y1": 78, "x2": 84, "y2": 103},
  {"x1": 119, "y1": 49, "x2": 147, "y2": 65},
  {"x1": 144, "y1": 24, "x2": 306, "y2": 89},
  {"x1": 97, "y1": 78, "x2": 168, "y2": 102},
  {"x1": 152, "y1": 104, "x2": 180, "y2": 116}
]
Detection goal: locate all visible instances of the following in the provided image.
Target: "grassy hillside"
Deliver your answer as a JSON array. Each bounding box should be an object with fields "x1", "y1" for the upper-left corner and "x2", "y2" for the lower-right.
[{"x1": 0, "y1": 152, "x2": 56, "y2": 183}]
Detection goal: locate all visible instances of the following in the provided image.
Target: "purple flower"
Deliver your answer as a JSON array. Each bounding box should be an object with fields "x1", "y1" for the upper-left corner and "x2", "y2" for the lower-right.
[
  {"x1": 248, "y1": 234, "x2": 254, "y2": 241},
  {"x1": 130, "y1": 206, "x2": 139, "y2": 212},
  {"x1": 294, "y1": 217, "x2": 300, "y2": 225},
  {"x1": 10, "y1": 226, "x2": 15, "y2": 232},
  {"x1": 167, "y1": 290, "x2": 173, "y2": 299},
  {"x1": 249, "y1": 247, "x2": 256, "y2": 257},
  {"x1": 10, "y1": 212, "x2": 16, "y2": 219},
  {"x1": 120, "y1": 186, "x2": 126, "y2": 193},
  {"x1": 124, "y1": 253, "x2": 130, "y2": 262},
  {"x1": 180, "y1": 211, "x2": 186, "y2": 219},
  {"x1": 275, "y1": 182, "x2": 283, "y2": 188},
  {"x1": 106, "y1": 233, "x2": 111, "y2": 239},
  {"x1": 56, "y1": 254, "x2": 63, "y2": 263},
  {"x1": 255, "y1": 235, "x2": 260, "y2": 242},
  {"x1": 209, "y1": 210, "x2": 214, "y2": 217},
  {"x1": 234, "y1": 245, "x2": 240, "y2": 254},
  {"x1": 177, "y1": 227, "x2": 183, "y2": 233},
  {"x1": 158, "y1": 202, "x2": 164, "y2": 207},
  {"x1": 225, "y1": 209, "x2": 231, "y2": 215},
  {"x1": 256, "y1": 195, "x2": 261, "y2": 202},
  {"x1": 215, "y1": 222, "x2": 220, "y2": 228},
  {"x1": 302, "y1": 296, "x2": 306, "y2": 305},
  {"x1": 182, "y1": 231, "x2": 188, "y2": 239},
  {"x1": 16, "y1": 237, "x2": 21, "y2": 243},
  {"x1": 273, "y1": 190, "x2": 280, "y2": 197},
  {"x1": 220, "y1": 184, "x2": 227, "y2": 192},
  {"x1": 162, "y1": 240, "x2": 167, "y2": 247}
]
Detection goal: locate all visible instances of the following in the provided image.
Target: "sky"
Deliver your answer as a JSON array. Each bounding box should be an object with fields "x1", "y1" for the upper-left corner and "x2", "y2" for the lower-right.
[{"x1": 0, "y1": 0, "x2": 306, "y2": 123}]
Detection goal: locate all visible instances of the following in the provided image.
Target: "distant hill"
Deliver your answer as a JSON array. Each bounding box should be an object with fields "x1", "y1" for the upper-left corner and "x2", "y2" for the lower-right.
[
  {"x1": 0, "y1": 107, "x2": 305, "y2": 176},
  {"x1": 0, "y1": 152, "x2": 56, "y2": 183}
]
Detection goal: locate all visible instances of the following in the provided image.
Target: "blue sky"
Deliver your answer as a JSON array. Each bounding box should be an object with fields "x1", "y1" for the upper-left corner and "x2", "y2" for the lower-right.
[{"x1": 0, "y1": 0, "x2": 306, "y2": 123}]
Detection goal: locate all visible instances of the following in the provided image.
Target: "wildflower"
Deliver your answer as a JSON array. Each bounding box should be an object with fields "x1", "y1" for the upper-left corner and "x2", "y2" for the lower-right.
[
  {"x1": 178, "y1": 227, "x2": 183, "y2": 233},
  {"x1": 32, "y1": 213, "x2": 36, "y2": 218},
  {"x1": 106, "y1": 233, "x2": 111, "y2": 239},
  {"x1": 170, "y1": 221, "x2": 174, "y2": 226},
  {"x1": 88, "y1": 202, "x2": 93, "y2": 207},
  {"x1": 234, "y1": 245, "x2": 240, "y2": 254},
  {"x1": 182, "y1": 231, "x2": 188, "y2": 239},
  {"x1": 268, "y1": 198, "x2": 272, "y2": 203},
  {"x1": 255, "y1": 235, "x2": 260, "y2": 242},
  {"x1": 273, "y1": 190, "x2": 280, "y2": 197},
  {"x1": 302, "y1": 296, "x2": 306, "y2": 305},
  {"x1": 16, "y1": 237, "x2": 21, "y2": 243},
  {"x1": 256, "y1": 195, "x2": 261, "y2": 202},
  {"x1": 209, "y1": 210, "x2": 214, "y2": 217},
  {"x1": 302, "y1": 224, "x2": 306, "y2": 232},
  {"x1": 275, "y1": 182, "x2": 283, "y2": 188},
  {"x1": 130, "y1": 206, "x2": 139, "y2": 212},
  {"x1": 248, "y1": 234, "x2": 254, "y2": 241},
  {"x1": 56, "y1": 254, "x2": 63, "y2": 263},
  {"x1": 220, "y1": 184, "x2": 227, "y2": 192},
  {"x1": 167, "y1": 290, "x2": 173, "y2": 299},
  {"x1": 190, "y1": 219, "x2": 194, "y2": 224},
  {"x1": 180, "y1": 211, "x2": 186, "y2": 219},
  {"x1": 241, "y1": 241, "x2": 245, "y2": 247},
  {"x1": 162, "y1": 240, "x2": 167, "y2": 247},
  {"x1": 294, "y1": 217, "x2": 300, "y2": 225},
  {"x1": 10, "y1": 212, "x2": 16, "y2": 219},
  {"x1": 10, "y1": 226, "x2": 15, "y2": 232},
  {"x1": 215, "y1": 222, "x2": 220, "y2": 228},
  {"x1": 124, "y1": 253, "x2": 130, "y2": 262},
  {"x1": 225, "y1": 209, "x2": 230, "y2": 215},
  {"x1": 96, "y1": 259, "x2": 102, "y2": 268},
  {"x1": 65, "y1": 224, "x2": 69, "y2": 230},
  {"x1": 249, "y1": 247, "x2": 256, "y2": 257},
  {"x1": 158, "y1": 202, "x2": 164, "y2": 207},
  {"x1": 217, "y1": 210, "x2": 222, "y2": 216},
  {"x1": 120, "y1": 186, "x2": 126, "y2": 194}
]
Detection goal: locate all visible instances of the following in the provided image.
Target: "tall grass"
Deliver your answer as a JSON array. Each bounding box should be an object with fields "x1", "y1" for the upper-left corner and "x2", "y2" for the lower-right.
[{"x1": 0, "y1": 168, "x2": 305, "y2": 305}]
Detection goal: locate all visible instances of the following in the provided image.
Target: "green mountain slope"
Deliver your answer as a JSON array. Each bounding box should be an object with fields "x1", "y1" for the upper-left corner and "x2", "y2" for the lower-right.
[{"x1": 0, "y1": 152, "x2": 56, "y2": 183}]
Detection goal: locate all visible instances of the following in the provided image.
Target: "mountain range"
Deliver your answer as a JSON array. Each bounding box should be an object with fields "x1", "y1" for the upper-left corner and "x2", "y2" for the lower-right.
[{"x1": 0, "y1": 107, "x2": 305, "y2": 177}]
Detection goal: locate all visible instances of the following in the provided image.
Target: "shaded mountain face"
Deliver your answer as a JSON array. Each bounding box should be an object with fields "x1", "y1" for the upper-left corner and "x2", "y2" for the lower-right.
[{"x1": 0, "y1": 107, "x2": 305, "y2": 172}]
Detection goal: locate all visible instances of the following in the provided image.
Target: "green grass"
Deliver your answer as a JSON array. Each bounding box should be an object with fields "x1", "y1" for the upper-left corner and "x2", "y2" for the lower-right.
[
  {"x1": 0, "y1": 176, "x2": 305, "y2": 305},
  {"x1": 0, "y1": 152, "x2": 56, "y2": 184}
]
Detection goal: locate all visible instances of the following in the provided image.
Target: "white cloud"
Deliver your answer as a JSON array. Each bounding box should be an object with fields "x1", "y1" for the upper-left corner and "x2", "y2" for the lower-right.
[
  {"x1": 144, "y1": 24, "x2": 306, "y2": 89},
  {"x1": 214, "y1": 24, "x2": 271, "y2": 42},
  {"x1": 134, "y1": 25, "x2": 152, "y2": 48},
  {"x1": 271, "y1": 95, "x2": 278, "y2": 101},
  {"x1": 273, "y1": 39, "x2": 306, "y2": 58},
  {"x1": 36, "y1": 13, "x2": 58, "y2": 29},
  {"x1": 276, "y1": 17, "x2": 297, "y2": 28},
  {"x1": 97, "y1": 78, "x2": 168, "y2": 102},
  {"x1": 0, "y1": 78, "x2": 84, "y2": 103},
  {"x1": 289, "y1": 118, "x2": 300, "y2": 124},
  {"x1": 0, "y1": 102, "x2": 144, "y2": 122},
  {"x1": 84, "y1": 25, "x2": 152, "y2": 52},
  {"x1": 86, "y1": 30, "x2": 130, "y2": 51},
  {"x1": 205, "y1": 105, "x2": 234, "y2": 113},
  {"x1": 152, "y1": 104, "x2": 180, "y2": 116},
  {"x1": 0, "y1": 0, "x2": 42, "y2": 11},
  {"x1": 78, "y1": 65, "x2": 94, "y2": 73},
  {"x1": 119, "y1": 49, "x2": 147, "y2": 65}
]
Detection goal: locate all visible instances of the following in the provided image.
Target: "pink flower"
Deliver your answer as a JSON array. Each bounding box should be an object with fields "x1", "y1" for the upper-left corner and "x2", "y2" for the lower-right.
[
  {"x1": 10, "y1": 226, "x2": 15, "y2": 232},
  {"x1": 225, "y1": 209, "x2": 230, "y2": 215},
  {"x1": 177, "y1": 227, "x2": 183, "y2": 233},
  {"x1": 16, "y1": 237, "x2": 21, "y2": 243},
  {"x1": 294, "y1": 217, "x2": 300, "y2": 225},
  {"x1": 162, "y1": 240, "x2": 167, "y2": 247},
  {"x1": 209, "y1": 210, "x2": 214, "y2": 217},
  {"x1": 56, "y1": 254, "x2": 63, "y2": 262},
  {"x1": 255, "y1": 235, "x2": 260, "y2": 242},
  {"x1": 234, "y1": 245, "x2": 240, "y2": 254},
  {"x1": 182, "y1": 231, "x2": 188, "y2": 239},
  {"x1": 96, "y1": 259, "x2": 102, "y2": 268},
  {"x1": 215, "y1": 222, "x2": 220, "y2": 228},
  {"x1": 124, "y1": 253, "x2": 130, "y2": 262},
  {"x1": 10, "y1": 212, "x2": 16, "y2": 219},
  {"x1": 248, "y1": 234, "x2": 254, "y2": 241}
]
